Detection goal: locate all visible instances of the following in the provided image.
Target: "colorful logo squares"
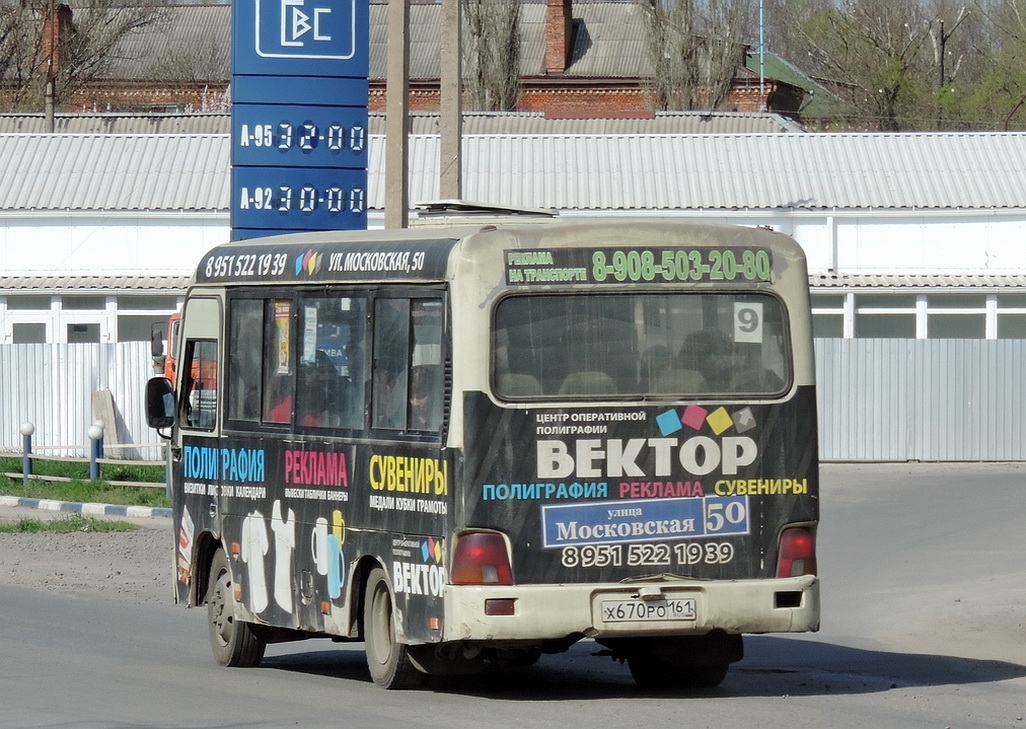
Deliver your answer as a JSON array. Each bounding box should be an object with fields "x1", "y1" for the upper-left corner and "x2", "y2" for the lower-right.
[
  {"x1": 656, "y1": 405, "x2": 758, "y2": 437},
  {"x1": 421, "y1": 538, "x2": 443, "y2": 564}
]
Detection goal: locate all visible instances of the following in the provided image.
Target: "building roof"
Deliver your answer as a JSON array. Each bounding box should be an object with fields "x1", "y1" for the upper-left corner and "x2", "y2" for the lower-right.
[
  {"x1": 397, "y1": 132, "x2": 1026, "y2": 211},
  {"x1": 0, "y1": 110, "x2": 805, "y2": 135},
  {"x1": 9, "y1": 273, "x2": 1019, "y2": 296},
  {"x1": 743, "y1": 51, "x2": 848, "y2": 118},
  {"x1": 4, "y1": 131, "x2": 1026, "y2": 213},
  {"x1": 96, "y1": 5, "x2": 230, "y2": 83},
  {"x1": 0, "y1": 275, "x2": 191, "y2": 293},
  {"x1": 811, "y1": 273, "x2": 1026, "y2": 290},
  {"x1": 0, "y1": 113, "x2": 232, "y2": 135},
  {"x1": 81, "y1": 2, "x2": 775, "y2": 85},
  {"x1": 0, "y1": 134, "x2": 228, "y2": 211},
  {"x1": 97, "y1": 2, "x2": 654, "y2": 83},
  {"x1": 561, "y1": 1, "x2": 652, "y2": 78}
]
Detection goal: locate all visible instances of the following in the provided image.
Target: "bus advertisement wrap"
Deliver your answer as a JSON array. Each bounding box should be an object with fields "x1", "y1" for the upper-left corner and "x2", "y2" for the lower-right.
[
  {"x1": 463, "y1": 388, "x2": 818, "y2": 583},
  {"x1": 194, "y1": 238, "x2": 457, "y2": 285},
  {"x1": 173, "y1": 433, "x2": 452, "y2": 634}
]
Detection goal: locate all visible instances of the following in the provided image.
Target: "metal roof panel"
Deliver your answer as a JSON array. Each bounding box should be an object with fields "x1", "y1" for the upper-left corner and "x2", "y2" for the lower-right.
[
  {"x1": 0, "y1": 275, "x2": 191, "y2": 291},
  {"x1": 0, "y1": 134, "x2": 230, "y2": 211},
  {"x1": 5, "y1": 131, "x2": 1026, "y2": 213},
  {"x1": 0, "y1": 110, "x2": 804, "y2": 135},
  {"x1": 810, "y1": 273, "x2": 1026, "y2": 289}
]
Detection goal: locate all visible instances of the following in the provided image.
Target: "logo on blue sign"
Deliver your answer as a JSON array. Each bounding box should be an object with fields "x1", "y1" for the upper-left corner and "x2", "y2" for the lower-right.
[{"x1": 255, "y1": 0, "x2": 358, "y2": 60}]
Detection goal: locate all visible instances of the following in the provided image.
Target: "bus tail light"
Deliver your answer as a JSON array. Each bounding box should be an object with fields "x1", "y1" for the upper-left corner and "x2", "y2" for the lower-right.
[
  {"x1": 451, "y1": 532, "x2": 513, "y2": 586},
  {"x1": 776, "y1": 527, "x2": 817, "y2": 578}
]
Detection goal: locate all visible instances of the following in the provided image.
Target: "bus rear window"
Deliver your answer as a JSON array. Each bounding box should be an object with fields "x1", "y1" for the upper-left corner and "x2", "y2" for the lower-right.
[{"x1": 493, "y1": 293, "x2": 790, "y2": 399}]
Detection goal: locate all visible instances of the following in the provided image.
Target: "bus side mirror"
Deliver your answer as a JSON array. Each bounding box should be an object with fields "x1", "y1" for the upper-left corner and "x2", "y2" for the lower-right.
[
  {"x1": 151, "y1": 328, "x2": 167, "y2": 376},
  {"x1": 145, "y1": 376, "x2": 176, "y2": 430},
  {"x1": 151, "y1": 327, "x2": 165, "y2": 358}
]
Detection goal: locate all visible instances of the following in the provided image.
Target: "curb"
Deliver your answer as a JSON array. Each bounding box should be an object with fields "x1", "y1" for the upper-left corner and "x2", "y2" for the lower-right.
[{"x1": 0, "y1": 494, "x2": 172, "y2": 519}]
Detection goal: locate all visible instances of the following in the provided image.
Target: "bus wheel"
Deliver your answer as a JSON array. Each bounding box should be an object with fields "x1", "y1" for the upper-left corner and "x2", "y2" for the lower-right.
[
  {"x1": 364, "y1": 567, "x2": 424, "y2": 689},
  {"x1": 627, "y1": 656, "x2": 729, "y2": 690},
  {"x1": 207, "y1": 548, "x2": 265, "y2": 667}
]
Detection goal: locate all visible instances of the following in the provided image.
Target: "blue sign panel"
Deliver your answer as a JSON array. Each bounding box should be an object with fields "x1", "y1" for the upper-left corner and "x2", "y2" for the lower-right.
[
  {"x1": 232, "y1": 75, "x2": 368, "y2": 105},
  {"x1": 233, "y1": 166, "x2": 367, "y2": 232},
  {"x1": 541, "y1": 496, "x2": 750, "y2": 548},
  {"x1": 233, "y1": 0, "x2": 369, "y2": 78},
  {"x1": 231, "y1": 0, "x2": 369, "y2": 238},
  {"x1": 233, "y1": 104, "x2": 368, "y2": 167}
]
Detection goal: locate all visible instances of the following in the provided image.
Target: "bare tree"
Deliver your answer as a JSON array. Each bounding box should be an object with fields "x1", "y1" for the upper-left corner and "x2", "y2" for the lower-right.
[
  {"x1": 760, "y1": 0, "x2": 834, "y2": 63},
  {"x1": 929, "y1": 5, "x2": 971, "y2": 126},
  {"x1": 0, "y1": 0, "x2": 49, "y2": 109},
  {"x1": 0, "y1": 0, "x2": 166, "y2": 112},
  {"x1": 971, "y1": 0, "x2": 1026, "y2": 128},
  {"x1": 795, "y1": 0, "x2": 937, "y2": 130},
  {"x1": 643, "y1": 0, "x2": 750, "y2": 111},
  {"x1": 766, "y1": 0, "x2": 993, "y2": 129},
  {"x1": 136, "y1": 9, "x2": 229, "y2": 112},
  {"x1": 462, "y1": 0, "x2": 520, "y2": 111}
]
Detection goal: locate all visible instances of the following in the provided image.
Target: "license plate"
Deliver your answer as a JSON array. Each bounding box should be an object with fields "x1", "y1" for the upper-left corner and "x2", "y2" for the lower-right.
[{"x1": 600, "y1": 597, "x2": 697, "y2": 623}]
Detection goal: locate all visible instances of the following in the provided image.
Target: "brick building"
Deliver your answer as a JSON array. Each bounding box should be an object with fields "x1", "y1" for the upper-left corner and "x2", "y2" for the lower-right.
[{"x1": 5, "y1": 0, "x2": 807, "y2": 119}]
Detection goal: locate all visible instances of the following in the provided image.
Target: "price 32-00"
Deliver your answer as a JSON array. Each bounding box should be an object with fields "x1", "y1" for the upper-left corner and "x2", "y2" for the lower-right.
[{"x1": 242, "y1": 123, "x2": 367, "y2": 153}]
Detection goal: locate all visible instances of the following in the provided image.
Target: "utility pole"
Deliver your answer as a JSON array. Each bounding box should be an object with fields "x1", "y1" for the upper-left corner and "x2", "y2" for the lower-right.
[
  {"x1": 439, "y1": 0, "x2": 463, "y2": 201},
  {"x1": 385, "y1": 0, "x2": 410, "y2": 229},
  {"x1": 44, "y1": 0, "x2": 56, "y2": 133}
]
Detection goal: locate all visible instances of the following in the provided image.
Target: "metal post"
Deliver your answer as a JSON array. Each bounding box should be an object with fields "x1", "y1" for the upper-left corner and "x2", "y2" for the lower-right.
[
  {"x1": 20, "y1": 422, "x2": 34, "y2": 486},
  {"x1": 94, "y1": 419, "x2": 105, "y2": 460},
  {"x1": 758, "y1": 0, "x2": 765, "y2": 101},
  {"x1": 88, "y1": 422, "x2": 104, "y2": 481}
]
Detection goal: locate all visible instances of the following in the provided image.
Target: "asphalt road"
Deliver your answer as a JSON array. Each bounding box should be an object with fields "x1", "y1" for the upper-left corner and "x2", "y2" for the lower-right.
[{"x1": 1, "y1": 463, "x2": 1024, "y2": 728}]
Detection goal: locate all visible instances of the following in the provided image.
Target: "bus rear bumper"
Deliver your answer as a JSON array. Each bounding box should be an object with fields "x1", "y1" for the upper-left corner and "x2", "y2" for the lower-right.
[{"x1": 441, "y1": 575, "x2": 819, "y2": 643}]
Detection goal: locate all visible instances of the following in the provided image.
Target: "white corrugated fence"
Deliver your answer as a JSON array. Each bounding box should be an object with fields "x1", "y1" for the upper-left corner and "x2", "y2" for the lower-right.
[
  {"x1": 815, "y1": 339, "x2": 1025, "y2": 461},
  {"x1": 0, "y1": 340, "x2": 1023, "y2": 463},
  {"x1": 0, "y1": 343, "x2": 162, "y2": 461}
]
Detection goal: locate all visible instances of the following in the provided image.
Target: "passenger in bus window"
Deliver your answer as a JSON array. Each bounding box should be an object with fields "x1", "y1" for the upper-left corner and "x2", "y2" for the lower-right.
[
  {"x1": 373, "y1": 355, "x2": 407, "y2": 429},
  {"x1": 731, "y1": 342, "x2": 786, "y2": 393},
  {"x1": 266, "y1": 375, "x2": 292, "y2": 423},
  {"x1": 300, "y1": 351, "x2": 340, "y2": 427},
  {"x1": 680, "y1": 329, "x2": 733, "y2": 391},
  {"x1": 336, "y1": 339, "x2": 365, "y2": 429},
  {"x1": 372, "y1": 299, "x2": 410, "y2": 429},
  {"x1": 408, "y1": 364, "x2": 442, "y2": 431},
  {"x1": 643, "y1": 344, "x2": 706, "y2": 394}
]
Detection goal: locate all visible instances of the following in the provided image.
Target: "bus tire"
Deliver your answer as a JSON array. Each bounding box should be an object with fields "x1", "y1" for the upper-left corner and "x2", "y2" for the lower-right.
[
  {"x1": 621, "y1": 633, "x2": 739, "y2": 690},
  {"x1": 627, "y1": 656, "x2": 729, "y2": 690},
  {"x1": 207, "y1": 548, "x2": 265, "y2": 667},
  {"x1": 364, "y1": 567, "x2": 424, "y2": 689}
]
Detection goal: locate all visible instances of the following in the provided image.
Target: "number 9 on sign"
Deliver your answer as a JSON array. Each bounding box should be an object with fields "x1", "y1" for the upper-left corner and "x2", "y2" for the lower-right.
[{"x1": 734, "y1": 301, "x2": 763, "y2": 343}]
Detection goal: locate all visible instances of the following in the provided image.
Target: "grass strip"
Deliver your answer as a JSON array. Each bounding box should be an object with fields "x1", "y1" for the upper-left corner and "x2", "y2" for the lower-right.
[
  {"x1": 0, "y1": 456, "x2": 165, "y2": 483},
  {"x1": 0, "y1": 478, "x2": 171, "y2": 508},
  {"x1": 0, "y1": 515, "x2": 138, "y2": 533}
]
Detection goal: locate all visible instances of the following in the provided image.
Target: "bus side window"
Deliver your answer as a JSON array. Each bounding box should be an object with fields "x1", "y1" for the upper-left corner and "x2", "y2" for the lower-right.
[
  {"x1": 408, "y1": 299, "x2": 444, "y2": 432},
  {"x1": 372, "y1": 299, "x2": 410, "y2": 430},
  {"x1": 297, "y1": 295, "x2": 368, "y2": 430},
  {"x1": 263, "y1": 300, "x2": 294, "y2": 424},
  {"x1": 182, "y1": 339, "x2": 218, "y2": 430},
  {"x1": 371, "y1": 296, "x2": 445, "y2": 434},
  {"x1": 228, "y1": 299, "x2": 264, "y2": 422}
]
